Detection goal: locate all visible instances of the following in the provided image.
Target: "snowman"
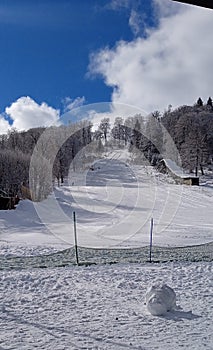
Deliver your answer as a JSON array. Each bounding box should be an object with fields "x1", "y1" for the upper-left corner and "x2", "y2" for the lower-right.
[{"x1": 145, "y1": 283, "x2": 177, "y2": 316}]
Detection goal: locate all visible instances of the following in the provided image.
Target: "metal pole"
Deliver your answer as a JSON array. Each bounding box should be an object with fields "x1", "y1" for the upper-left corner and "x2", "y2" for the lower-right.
[
  {"x1": 149, "y1": 218, "x2": 154, "y2": 263},
  {"x1": 195, "y1": 147, "x2": 200, "y2": 177},
  {"x1": 73, "y1": 211, "x2": 79, "y2": 266}
]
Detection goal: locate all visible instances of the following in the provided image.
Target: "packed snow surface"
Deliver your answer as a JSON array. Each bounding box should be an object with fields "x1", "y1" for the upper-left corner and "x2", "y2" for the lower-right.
[
  {"x1": 0, "y1": 150, "x2": 213, "y2": 253},
  {"x1": 0, "y1": 262, "x2": 212, "y2": 349},
  {"x1": 0, "y1": 150, "x2": 212, "y2": 349}
]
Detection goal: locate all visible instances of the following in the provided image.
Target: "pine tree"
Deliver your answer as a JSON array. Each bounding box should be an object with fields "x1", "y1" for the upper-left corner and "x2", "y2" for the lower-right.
[
  {"x1": 196, "y1": 97, "x2": 203, "y2": 107},
  {"x1": 207, "y1": 97, "x2": 213, "y2": 107},
  {"x1": 152, "y1": 110, "x2": 161, "y2": 121}
]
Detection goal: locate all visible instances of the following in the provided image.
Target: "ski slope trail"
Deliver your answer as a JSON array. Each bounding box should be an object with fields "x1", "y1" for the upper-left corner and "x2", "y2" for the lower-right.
[
  {"x1": 0, "y1": 149, "x2": 213, "y2": 253},
  {"x1": 0, "y1": 150, "x2": 212, "y2": 349}
]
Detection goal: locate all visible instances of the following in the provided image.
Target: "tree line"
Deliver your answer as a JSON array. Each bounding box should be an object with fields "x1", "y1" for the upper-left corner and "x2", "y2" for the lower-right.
[
  {"x1": 97, "y1": 97, "x2": 213, "y2": 172},
  {"x1": 0, "y1": 121, "x2": 93, "y2": 200},
  {"x1": 0, "y1": 97, "x2": 212, "y2": 201}
]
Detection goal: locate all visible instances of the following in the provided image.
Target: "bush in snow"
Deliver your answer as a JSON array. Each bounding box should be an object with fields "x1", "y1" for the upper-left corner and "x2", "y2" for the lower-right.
[{"x1": 145, "y1": 283, "x2": 176, "y2": 316}]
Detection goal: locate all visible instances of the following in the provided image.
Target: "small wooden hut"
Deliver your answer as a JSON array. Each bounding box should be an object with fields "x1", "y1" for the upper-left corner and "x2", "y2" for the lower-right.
[{"x1": 157, "y1": 159, "x2": 199, "y2": 186}]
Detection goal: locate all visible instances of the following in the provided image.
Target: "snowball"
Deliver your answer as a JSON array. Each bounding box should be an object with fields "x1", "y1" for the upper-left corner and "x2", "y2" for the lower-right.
[{"x1": 145, "y1": 283, "x2": 176, "y2": 316}]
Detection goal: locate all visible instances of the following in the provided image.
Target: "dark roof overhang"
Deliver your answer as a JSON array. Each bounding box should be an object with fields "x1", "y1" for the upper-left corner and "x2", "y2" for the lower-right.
[{"x1": 172, "y1": 1, "x2": 213, "y2": 10}]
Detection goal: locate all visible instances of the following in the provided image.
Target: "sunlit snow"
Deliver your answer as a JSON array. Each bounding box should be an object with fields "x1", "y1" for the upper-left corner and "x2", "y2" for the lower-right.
[{"x1": 0, "y1": 150, "x2": 212, "y2": 349}]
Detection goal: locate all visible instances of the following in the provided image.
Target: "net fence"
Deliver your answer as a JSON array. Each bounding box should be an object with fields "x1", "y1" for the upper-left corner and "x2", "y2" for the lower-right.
[{"x1": 0, "y1": 241, "x2": 212, "y2": 270}]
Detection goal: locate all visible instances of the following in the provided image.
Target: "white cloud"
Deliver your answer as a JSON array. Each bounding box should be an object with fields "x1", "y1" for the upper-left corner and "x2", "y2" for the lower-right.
[
  {"x1": 129, "y1": 9, "x2": 145, "y2": 36},
  {"x1": 62, "y1": 96, "x2": 86, "y2": 113},
  {"x1": 5, "y1": 96, "x2": 60, "y2": 131},
  {"x1": 86, "y1": 102, "x2": 147, "y2": 131},
  {"x1": 153, "y1": 0, "x2": 185, "y2": 19},
  {"x1": 89, "y1": 1, "x2": 213, "y2": 113},
  {"x1": 0, "y1": 115, "x2": 10, "y2": 134},
  {"x1": 106, "y1": 0, "x2": 131, "y2": 11},
  {"x1": 106, "y1": 0, "x2": 146, "y2": 36}
]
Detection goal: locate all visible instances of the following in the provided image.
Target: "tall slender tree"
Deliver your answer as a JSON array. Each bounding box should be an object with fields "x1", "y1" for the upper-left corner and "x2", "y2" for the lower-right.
[{"x1": 99, "y1": 118, "x2": 110, "y2": 143}]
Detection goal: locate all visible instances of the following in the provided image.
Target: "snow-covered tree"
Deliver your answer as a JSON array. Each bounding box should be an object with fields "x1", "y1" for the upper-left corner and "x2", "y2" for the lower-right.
[
  {"x1": 111, "y1": 117, "x2": 125, "y2": 147},
  {"x1": 99, "y1": 118, "x2": 110, "y2": 143}
]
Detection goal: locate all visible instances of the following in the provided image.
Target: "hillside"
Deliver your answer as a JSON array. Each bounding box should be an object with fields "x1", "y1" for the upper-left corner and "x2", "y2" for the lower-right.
[
  {"x1": 1, "y1": 104, "x2": 213, "y2": 200},
  {"x1": 0, "y1": 149, "x2": 213, "y2": 256}
]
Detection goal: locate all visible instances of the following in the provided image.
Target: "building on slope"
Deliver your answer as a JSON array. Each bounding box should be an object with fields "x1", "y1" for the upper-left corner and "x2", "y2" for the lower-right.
[{"x1": 157, "y1": 159, "x2": 199, "y2": 185}]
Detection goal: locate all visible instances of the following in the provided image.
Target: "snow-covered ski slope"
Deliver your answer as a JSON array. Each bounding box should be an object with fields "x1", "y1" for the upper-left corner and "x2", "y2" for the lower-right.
[
  {"x1": 1, "y1": 149, "x2": 213, "y2": 251},
  {"x1": 0, "y1": 149, "x2": 213, "y2": 256},
  {"x1": 0, "y1": 150, "x2": 213, "y2": 349}
]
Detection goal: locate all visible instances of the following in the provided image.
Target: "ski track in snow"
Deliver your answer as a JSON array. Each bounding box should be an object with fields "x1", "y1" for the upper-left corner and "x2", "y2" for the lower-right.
[
  {"x1": 1, "y1": 149, "x2": 213, "y2": 252},
  {"x1": 0, "y1": 262, "x2": 212, "y2": 349}
]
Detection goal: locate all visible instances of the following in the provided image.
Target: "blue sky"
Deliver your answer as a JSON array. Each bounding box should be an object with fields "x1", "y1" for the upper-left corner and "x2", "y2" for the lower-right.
[
  {"x1": 0, "y1": 0, "x2": 213, "y2": 132},
  {"x1": 0, "y1": 0, "x2": 153, "y2": 112}
]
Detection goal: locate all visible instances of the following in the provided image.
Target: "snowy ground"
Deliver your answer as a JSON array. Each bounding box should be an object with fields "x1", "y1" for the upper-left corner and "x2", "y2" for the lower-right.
[
  {"x1": 0, "y1": 150, "x2": 213, "y2": 349},
  {"x1": 0, "y1": 262, "x2": 212, "y2": 349},
  {"x1": 0, "y1": 149, "x2": 213, "y2": 255}
]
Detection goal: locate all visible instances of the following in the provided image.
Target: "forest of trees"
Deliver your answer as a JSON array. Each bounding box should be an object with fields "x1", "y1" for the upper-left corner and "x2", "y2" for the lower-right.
[
  {"x1": 108, "y1": 97, "x2": 213, "y2": 172},
  {"x1": 0, "y1": 121, "x2": 93, "y2": 200},
  {"x1": 0, "y1": 97, "x2": 213, "y2": 201}
]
